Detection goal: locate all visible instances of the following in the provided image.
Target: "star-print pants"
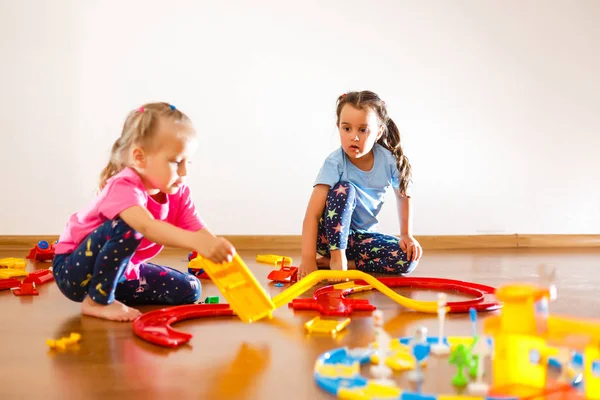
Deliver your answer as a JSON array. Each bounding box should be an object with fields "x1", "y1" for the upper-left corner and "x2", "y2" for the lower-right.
[
  {"x1": 316, "y1": 181, "x2": 417, "y2": 274},
  {"x1": 52, "y1": 218, "x2": 201, "y2": 306}
]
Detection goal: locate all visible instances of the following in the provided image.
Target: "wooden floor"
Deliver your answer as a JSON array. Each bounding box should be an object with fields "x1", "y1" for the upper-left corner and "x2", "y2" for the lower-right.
[{"x1": 2, "y1": 247, "x2": 599, "y2": 399}]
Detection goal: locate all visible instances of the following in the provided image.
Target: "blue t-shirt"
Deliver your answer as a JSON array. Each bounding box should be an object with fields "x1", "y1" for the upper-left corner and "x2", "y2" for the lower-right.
[{"x1": 314, "y1": 144, "x2": 409, "y2": 232}]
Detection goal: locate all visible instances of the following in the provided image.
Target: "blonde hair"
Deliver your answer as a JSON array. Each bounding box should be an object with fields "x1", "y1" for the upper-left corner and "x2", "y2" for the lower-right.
[{"x1": 98, "y1": 102, "x2": 193, "y2": 191}]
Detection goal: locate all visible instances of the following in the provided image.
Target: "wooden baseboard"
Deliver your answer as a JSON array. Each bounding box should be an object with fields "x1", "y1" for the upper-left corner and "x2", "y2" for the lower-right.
[{"x1": 1, "y1": 234, "x2": 600, "y2": 252}]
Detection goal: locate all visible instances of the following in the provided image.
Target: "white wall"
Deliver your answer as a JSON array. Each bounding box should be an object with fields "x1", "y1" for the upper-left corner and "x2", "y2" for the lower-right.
[{"x1": 1, "y1": 0, "x2": 599, "y2": 236}]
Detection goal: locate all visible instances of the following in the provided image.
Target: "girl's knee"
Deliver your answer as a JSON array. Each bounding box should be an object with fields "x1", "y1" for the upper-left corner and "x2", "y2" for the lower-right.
[
  {"x1": 401, "y1": 259, "x2": 419, "y2": 274},
  {"x1": 181, "y1": 275, "x2": 202, "y2": 304}
]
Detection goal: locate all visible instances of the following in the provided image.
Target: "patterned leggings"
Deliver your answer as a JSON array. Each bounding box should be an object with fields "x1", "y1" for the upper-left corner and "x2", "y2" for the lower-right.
[
  {"x1": 316, "y1": 181, "x2": 417, "y2": 274},
  {"x1": 52, "y1": 218, "x2": 201, "y2": 306}
]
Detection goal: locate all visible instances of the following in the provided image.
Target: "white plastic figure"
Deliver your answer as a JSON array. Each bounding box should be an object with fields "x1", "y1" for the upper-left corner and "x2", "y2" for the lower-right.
[
  {"x1": 468, "y1": 336, "x2": 492, "y2": 395},
  {"x1": 431, "y1": 293, "x2": 450, "y2": 355},
  {"x1": 407, "y1": 326, "x2": 430, "y2": 383},
  {"x1": 370, "y1": 310, "x2": 395, "y2": 385}
]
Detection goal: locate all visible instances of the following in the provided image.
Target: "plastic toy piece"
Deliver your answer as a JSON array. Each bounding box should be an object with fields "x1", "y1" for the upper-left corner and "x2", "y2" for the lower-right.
[
  {"x1": 407, "y1": 326, "x2": 430, "y2": 383},
  {"x1": 22, "y1": 269, "x2": 54, "y2": 285},
  {"x1": 26, "y1": 240, "x2": 57, "y2": 262},
  {"x1": 182, "y1": 254, "x2": 275, "y2": 324},
  {"x1": 468, "y1": 336, "x2": 491, "y2": 395},
  {"x1": 370, "y1": 310, "x2": 394, "y2": 385},
  {"x1": 46, "y1": 332, "x2": 81, "y2": 351},
  {"x1": 0, "y1": 257, "x2": 27, "y2": 269},
  {"x1": 132, "y1": 303, "x2": 235, "y2": 347},
  {"x1": 274, "y1": 270, "x2": 442, "y2": 314},
  {"x1": 267, "y1": 265, "x2": 298, "y2": 283},
  {"x1": 289, "y1": 284, "x2": 376, "y2": 316},
  {"x1": 256, "y1": 254, "x2": 293, "y2": 266},
  {"x1": 0, "y1": 278, "x2": 21, "y2": 291},
  {"x1": 0, "y1": 268, "x2": 28, "y2": 279},
  {"x1": 353, "y1": 276, "x2": 502, "y2": 313},
  {"x1": 13, "y1": 281, "x2": 39, "y2": 296},
  {"x1": 203, "y1": 296, "x2": 219, "y2": 304},
  {"x1": 304, "y1": 316, "x2": 350, "y2": 336},
  {"x1": 431, "y1": 293, "x2": 450, "y2": 355},
  {"x1": 449, "y1": 343, "x2": 472, "y2": 387},
  {"x1": 469, "y1": 307, "x2": 478, "y2": 337},
  {"x1": 187, "y1": 254, "x2": 212, "y2": 280}
]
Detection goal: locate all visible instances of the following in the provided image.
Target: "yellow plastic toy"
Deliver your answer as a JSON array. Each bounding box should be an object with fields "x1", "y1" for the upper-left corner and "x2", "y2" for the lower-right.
[
  {"x1": 0, "y1": 257, "x2": 27, "y2": 269},
  {"x1": 304, "y1": 316, "x2": 350, "y2": 337},
  {"x1": 194, "y1": 255, "x2": 443, "y2": 324},
  {"x1": 271, "y1": 270, "x2": 443, "y2": 314},
  {"x1": 338, "y1": 381, "x2": 402, "y2": 399},
  {"x1": 46, "y1": 332, "x2": 81, "y2": 351},
  {"x1": 484, "y1": 281, "x2": 600, "y2": 399},
  {"x1": 192, "y1": 254, "x2": 276, "y2": 323},
  {"x1": 0, "y1": 268, "x2": 28, "y2": 279},
  {"x1": 370, "y1": 339, "x2": 418, "y2": 371},
  {"x1": 256, "y1": 254, "x2": 293, "y2": 266}
]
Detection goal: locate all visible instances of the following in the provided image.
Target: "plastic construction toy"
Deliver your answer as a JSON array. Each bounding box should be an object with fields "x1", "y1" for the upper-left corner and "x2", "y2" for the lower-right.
[
  {"x1": 187, "y1": 253, "x2": 211, "y2": 280},
  {"x1": 46, "y1": 332, "x2": 81, "y2": 351},
  {"x1": 0, "y1": 268, "x2": 28, "y2": 279},
  {"x1": 0, "y1": 257, "x2": 27, "y2": 269},
  {"x1": 26, "y1": 240, "x2": 57, "y2": 262},
  {"x1": 304, "y1": 316, "x2": 350, "y2": 337},
  {"x1": 289, "y1": 281, "x2": 376, "y2": 316},
  {"x1": 256, "y1": 254, "x2": 293, "y2": 266},
  {"x1": 133, "y1": 303, "x2": 235, "y2": 347},
  {"x1": 203, "y1": 296, "x2": 219, "y2": 304},
  {"x1": 0, "y1": 278, "x2": 21, "y2": 291},
  {"x1": 11, "y1": 269, "x2": 54, "y2": 296},
  {"x1": 267, "y1": 256, "x2": 298, "y2": 284}
]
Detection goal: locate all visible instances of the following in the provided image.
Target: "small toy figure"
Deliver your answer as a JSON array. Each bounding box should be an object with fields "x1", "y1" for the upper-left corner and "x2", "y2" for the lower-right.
[
  {"x1": 408, "y1": 326, "x2": 430, "y2": 382},
  {"x1": 468, "y1": 336, "x2": 491, "y2": 395},
  {"x1": 431, "y1": 293, "x2": 450, "y2": 355},
  {"x1": 370, "y1": 310, "x2": 394, "y2": 385},
  {"x1": 449, "y1": 343, "x2": 471, "y2": 387}
]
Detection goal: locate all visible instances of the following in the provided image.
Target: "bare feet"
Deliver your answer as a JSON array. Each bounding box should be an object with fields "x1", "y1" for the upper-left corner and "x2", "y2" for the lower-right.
[
  {"x1": 298, "y1": 260, "x2": 318, "y2": 280},
  {"x1": 329, "y1": 250, "x2": 348, "y2": 282},
  {"x1": 81, "y1": 296, "x2": 142, "y2": 322}
]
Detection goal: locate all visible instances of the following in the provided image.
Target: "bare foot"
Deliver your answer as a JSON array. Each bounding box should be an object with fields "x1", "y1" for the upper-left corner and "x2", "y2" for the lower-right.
[
  {"x1": 81, "y1": 296, "x2": 142, "y2": 322},
  {"x1": 298, "y1": 261, "x2": 318, "y2": 280},
  {"x1": 316, "y1": 256, "x2": 330, "y2": 268},
  {"x1": 329, "y1": 250, "x2": 348, "y2": 282}
]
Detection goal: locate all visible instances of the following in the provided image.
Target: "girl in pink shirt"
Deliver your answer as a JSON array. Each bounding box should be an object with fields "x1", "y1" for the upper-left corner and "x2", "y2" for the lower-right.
[{"x1": 53, "y1": 102, "x2": 236, "y2": 322}]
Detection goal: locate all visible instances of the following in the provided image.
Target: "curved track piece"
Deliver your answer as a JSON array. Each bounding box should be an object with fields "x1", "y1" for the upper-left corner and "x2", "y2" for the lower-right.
[
  {"x1": 273, "y1": 270, "x2": 442, "y2": 314},
  {"x1": 132, "y1": 304, "x2": 235, "y2": 348},
  {"x1": 289, "y1": 285, "x2": 377, "y2": 316},
  {"x1": 357, "y1": 277, "x2": 502, "y2": 313}
]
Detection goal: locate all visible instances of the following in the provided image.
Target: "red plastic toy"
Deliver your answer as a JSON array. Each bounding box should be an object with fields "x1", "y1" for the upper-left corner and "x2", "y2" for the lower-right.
[
  {"x1": 13, "y1": 281, "x2": 39, "y2": 296},
  {"x1": 289, "y1": 285, "x2": 376, "y2": 316},
  {"x1": 26, "y1": 240, "x2": 57, "y2": 262},
  {"x1": 0, "y1": 278, "x2": 20, "y2": 291},
  {"x1": 22, "y1": 269, "x2": 54, "y2": 285},
  {"x1": 288, "y1": 277, "x2": 501, "y2": 316},
  {"x1": 267, "y1": 257, "x2": 298, "y2": 284},
  {"x1": 132, "y1": 303, "x2": 235, "y2": 348}
]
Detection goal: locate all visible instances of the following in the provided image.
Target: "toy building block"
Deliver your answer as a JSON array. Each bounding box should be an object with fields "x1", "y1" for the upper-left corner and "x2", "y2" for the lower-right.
[
  {"x1": 204, "y1": 296, "x2": 219, "y2": 304},
  {"x1": 256, "y1": 254, "x2": 293, "y2": 266},
  {"x1": 304, "y1": 316, "x2": 350, "y2": 336},
  {"x1": 0, "y1": 278, "x2": 21, "y2": 291},
  {"x1": 370, "y1": 310, "x2": 395, "y2": 385},
  {"x1": 26, "y1": 240, "x2": 57, "y2": 262},
  {"x1": 431, "y1": 293, "x2": 450, "y2": 355},
  {"x1": 13, "y1": 281, "x2": 39, "y2": 296},
  {"x1": 267, "y1": 266, "x2": 298, "y2": 283},
  {"x1": 449, "y1": 343, "x2": 472, "y2": 387},
  {"x1": 0, "y1": 268, "x2": 28, "y2": 279},
  {"x1": 47, "y1": 332, "x2": 81, "y2": 351},
  {"x1": 468, "y1": 336, "x2": 492, "y2": 395},
  {"x1": 0, "y1": 257, "x2": 27, "y2": 269},
  {"x1": 22, "y1": 269, "x2": 54, "y2": 285}
]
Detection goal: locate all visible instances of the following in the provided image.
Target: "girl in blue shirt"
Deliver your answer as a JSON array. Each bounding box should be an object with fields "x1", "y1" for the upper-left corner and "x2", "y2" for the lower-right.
[{"x1": 299, "y1": 90, "x2": 423, "y2": 280}]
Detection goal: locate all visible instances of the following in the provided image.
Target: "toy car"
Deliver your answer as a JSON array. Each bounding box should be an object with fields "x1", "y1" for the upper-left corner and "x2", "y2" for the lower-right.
[{"x1": 26, "y1": 240, "x2": 57, "y2": 262}]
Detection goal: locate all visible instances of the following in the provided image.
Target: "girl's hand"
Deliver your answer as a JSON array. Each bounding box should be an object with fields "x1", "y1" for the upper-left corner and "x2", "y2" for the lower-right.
[
  {"x1": 298, "y1": 259, "x2": 318, "y2": 280},
  {"x1": 206, "y1": 237, "x2": 236, "y2": 264},
  {"x1": 400, "y1": 234, "x2": 423, "y2": 262}
]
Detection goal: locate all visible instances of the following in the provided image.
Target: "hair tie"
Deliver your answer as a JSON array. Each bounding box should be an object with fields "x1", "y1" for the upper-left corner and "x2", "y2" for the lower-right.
[
  {"x1": 341, "y1": 93, "x2": 346, "y2": 98},
  {"x1": 169, "y1": 104, "x2": 176, "y2": 110},
  {"x1": 138, "y1": 106, "x2": 144, "y2": 112}
]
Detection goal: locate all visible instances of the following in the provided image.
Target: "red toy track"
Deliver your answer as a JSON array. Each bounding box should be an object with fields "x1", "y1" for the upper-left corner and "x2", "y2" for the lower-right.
[
  {"x1": 132, "y1": 304, "x2": 235, "y2": 348},
  {"x1": 289, "y1": 277, "x2": 501, "y2": 316}
]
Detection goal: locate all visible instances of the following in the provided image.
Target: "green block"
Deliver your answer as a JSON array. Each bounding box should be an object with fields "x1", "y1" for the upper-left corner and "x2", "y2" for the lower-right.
[{"x1": 204, "y1": 296, "x2": 219, "y2": 304}]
